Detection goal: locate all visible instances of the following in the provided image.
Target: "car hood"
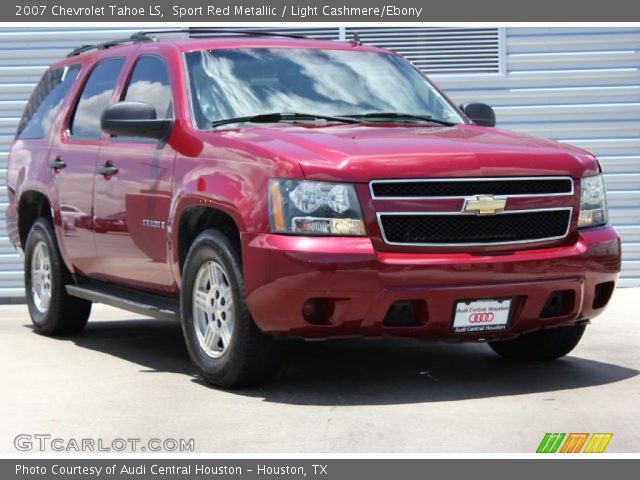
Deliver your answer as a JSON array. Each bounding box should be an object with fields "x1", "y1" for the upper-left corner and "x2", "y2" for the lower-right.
[{"x1": 210, "y1": 123, "x2": 600, "y2": 182}]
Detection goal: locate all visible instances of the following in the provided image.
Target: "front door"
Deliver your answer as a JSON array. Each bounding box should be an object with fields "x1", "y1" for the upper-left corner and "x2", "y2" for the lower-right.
[{"x1": 93, "y1": 55, "x2": 176, "y2": 293}]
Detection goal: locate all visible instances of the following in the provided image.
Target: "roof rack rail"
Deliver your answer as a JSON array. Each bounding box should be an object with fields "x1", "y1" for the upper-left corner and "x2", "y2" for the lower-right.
[
  {"x1": 350, "y1": 31, "x2": 363, "y2": 46},
  {"x1": 66, "y1": 28, "x2": 310, "y2": 58},
  {"x1": 134, "y1": 28, "x2": 309, "y2": 40},
  {"x1": 65, "y1": 35, "x2": 154, "y2": 58}
]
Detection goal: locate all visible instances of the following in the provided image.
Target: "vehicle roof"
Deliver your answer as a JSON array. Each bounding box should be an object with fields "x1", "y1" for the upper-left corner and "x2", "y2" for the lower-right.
[{"x1": 51, "y1": 36, "x2": 391, "y2": 69}]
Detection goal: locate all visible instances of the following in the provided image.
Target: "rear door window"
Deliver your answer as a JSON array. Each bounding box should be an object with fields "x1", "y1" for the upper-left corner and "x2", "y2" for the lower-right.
[
  {"x1": 17, "y1": 64, "x2": 81, "y2": 139},
  {"x1": 69, "y1": 58, "x2": 125, "y2": 140}
]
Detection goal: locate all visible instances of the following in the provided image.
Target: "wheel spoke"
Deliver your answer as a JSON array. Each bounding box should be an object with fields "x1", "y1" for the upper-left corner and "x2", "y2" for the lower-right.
[
  {"x1": 208, "y1": 262, "x2": 219, "y2": 289},
  {"x1": 194, "y1": 289, "x2": 210, "y2": 313},
  {"x1": 32, "y1": 270, "x2": 41, "y2": 287},
  {"x1": 221, "y1": 289, "x2": 233, "y2": 309},
  {"x1": 214, "y1": 264, "x2": 226, "y2": 288},
  {"x1": 219, "y1": 321, "x2": 232, "y2": 348},
  {"x1": 225, "y1": 310, "x2": 234, "y2": 330},
  {"x1": 203, "y1": 323, "x2": 219, "y2": 350},
  {"x1": 39, "y1": 292, "x2": 50, "y2": 310},
  {"x1": 219, "y1": 281, "x2": 230, "y2": 295},
  {"x1": 193, "y1": 259, "x2": 235, "y2": 359},
  {"x1": 196, "y1": 311, "x2": 208, "y2": 336},
  {"x1": 30, "y1": 241, "x2": 52, "y2": 314}
]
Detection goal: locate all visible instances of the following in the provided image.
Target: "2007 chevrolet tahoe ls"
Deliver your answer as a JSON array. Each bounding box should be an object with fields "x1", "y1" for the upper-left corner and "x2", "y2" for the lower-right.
[{"x1": 5, "y1": 30, "x2": 621, "y2": 387}]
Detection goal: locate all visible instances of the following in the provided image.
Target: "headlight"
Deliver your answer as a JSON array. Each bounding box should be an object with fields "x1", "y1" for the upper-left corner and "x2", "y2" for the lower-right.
[
  {"x1": 578, "y1": 174, "x2": 608, "y2": 228},
  {"x1": 269, "y1": 179, "x2": 366, "y2": 236}
]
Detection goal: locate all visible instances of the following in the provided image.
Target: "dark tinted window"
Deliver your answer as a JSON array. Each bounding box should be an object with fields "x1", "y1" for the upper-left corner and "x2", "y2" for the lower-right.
[
  {"x1": 124, "y1": 56, "x2": 172, "y2": 119},
  {"x1": 17, "y1": 64, "x2": 81, "y2": 139},
  {"x1": 70, "y1": 58, "x2": 124, "y2": 139}
]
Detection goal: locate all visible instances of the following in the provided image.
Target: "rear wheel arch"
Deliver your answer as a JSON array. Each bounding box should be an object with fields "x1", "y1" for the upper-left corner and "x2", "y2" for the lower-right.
[{"x1": 18, "y1": 190, "x2": 54, "y2": 246}]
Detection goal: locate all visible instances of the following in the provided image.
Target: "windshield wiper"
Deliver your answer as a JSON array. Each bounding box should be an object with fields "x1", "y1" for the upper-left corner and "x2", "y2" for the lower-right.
[
  {"x1": 346, "y1": 112, "x2": 457, "y2": 127},
  {"x1": 211, "y1": 112, "x2": 360, "y2": 128}
]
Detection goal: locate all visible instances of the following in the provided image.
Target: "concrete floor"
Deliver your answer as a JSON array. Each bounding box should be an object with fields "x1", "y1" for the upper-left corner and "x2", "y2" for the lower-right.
[{"x1": 0, "y1": 288, "x2": 638, "y2": 453}]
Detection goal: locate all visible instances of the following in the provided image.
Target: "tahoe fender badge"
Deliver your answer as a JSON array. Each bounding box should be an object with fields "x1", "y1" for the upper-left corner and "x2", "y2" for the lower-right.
[{"x1": 142, "y1": 219, "x2": 166, "y2": 229}]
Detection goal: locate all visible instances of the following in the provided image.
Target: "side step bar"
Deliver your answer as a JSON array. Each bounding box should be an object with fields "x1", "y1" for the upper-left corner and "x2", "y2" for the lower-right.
[{"x1": 66, "y1": 281, "x2": 180, "y2": 322}]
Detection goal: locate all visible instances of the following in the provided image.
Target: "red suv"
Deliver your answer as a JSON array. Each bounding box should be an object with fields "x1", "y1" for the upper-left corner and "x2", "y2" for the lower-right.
[{"x1": 5, "y1": 30, "x2": 621, "y2": 387}]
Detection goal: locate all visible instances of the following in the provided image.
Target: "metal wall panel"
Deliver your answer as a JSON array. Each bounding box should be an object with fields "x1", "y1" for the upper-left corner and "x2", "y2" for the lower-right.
[
  {"x1": 0, "y1": 27, "x2": 638, "y2": 298},
  {"x1": 0, "y1": 28, "x2": 143, "y2": 298},
  {"x1": 435, "y1": 27, "x2": 640, "y2": 286},
  {"x1": 345, "y1": 27, "x2": 501, "y2": 74}
]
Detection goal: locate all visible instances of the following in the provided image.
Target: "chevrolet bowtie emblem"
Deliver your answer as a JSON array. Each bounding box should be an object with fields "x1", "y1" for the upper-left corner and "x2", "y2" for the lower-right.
[{"x1": 463, "y1": 195, "x2": 507, "y2": 215}]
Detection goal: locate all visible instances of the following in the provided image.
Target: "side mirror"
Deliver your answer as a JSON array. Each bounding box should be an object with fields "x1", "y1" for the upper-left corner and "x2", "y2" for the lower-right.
[
  {"x1": 459, "y1": 103, "x2": 496, "y2": 127},
  {"x1": 101, "y1": 101, "x2": 173, "y2": 140}
]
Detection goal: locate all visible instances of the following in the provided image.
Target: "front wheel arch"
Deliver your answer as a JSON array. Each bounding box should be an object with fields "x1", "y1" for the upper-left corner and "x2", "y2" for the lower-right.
[{"x1": 176, "y1": 205, "x2": 242, "y2": 275}]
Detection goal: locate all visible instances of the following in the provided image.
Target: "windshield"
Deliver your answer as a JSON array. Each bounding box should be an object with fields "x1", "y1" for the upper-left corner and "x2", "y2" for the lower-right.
[{"x1": 185, "y1": 48, "x2": 465, "y2": 129}]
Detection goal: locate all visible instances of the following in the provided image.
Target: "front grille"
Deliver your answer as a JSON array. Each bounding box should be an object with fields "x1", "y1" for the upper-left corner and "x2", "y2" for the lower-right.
[
  {"x1": 379, "y1": 209, "x2": 572, "y2": 245},
  {"x1": 371, "y1": 177, "x2": 573, "y2": 198}
]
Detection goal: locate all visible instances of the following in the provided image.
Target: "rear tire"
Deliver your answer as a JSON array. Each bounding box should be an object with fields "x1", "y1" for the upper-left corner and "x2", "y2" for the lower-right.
[
  {"x1": 489, "y1": 324, "x2": 586, "y2": 361},
  {"x1": 24, "y1": 218, "x2": 91, "y2": 335},
  {"x1": 180, "y1": 229, "x2": 281, "y2": 388}
]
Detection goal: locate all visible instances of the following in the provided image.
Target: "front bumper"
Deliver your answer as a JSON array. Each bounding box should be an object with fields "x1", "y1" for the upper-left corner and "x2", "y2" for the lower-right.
[{"x1": 243, "y1": 226, "x2": 621, "y2": 340}]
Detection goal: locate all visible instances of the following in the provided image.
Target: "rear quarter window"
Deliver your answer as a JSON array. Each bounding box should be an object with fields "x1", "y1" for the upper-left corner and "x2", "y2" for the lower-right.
[{"x1": 16, "y1": 64, "x2": 81, "y2": 139}]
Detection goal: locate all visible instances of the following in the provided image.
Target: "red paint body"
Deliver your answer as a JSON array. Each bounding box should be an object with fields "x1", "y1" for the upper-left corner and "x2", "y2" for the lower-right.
[{"x1": 5, "y1": 38, "x2": 621, "y2": 340}]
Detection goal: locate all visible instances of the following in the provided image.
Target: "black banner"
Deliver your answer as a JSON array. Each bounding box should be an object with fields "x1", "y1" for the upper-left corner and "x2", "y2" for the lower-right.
[
  {"x1": 5, "y1": 459, "x2": 640, "y2": 480},
  {"x1": 5, "y1": 0, "x2": 640, "y2": 22}
]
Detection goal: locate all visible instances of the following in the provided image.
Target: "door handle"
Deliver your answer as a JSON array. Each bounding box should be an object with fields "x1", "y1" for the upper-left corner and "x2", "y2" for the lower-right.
[
  {"x1": 49, "y1": 156, "x2": 66, "y2": 170},
  {"x1": 97, "y1": 163, "x2": 119, "y2": 177}
]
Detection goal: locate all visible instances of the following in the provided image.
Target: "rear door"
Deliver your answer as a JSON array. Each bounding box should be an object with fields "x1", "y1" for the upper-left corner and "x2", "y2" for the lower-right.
[
  {"x1": 49, "y1": 57, "x2": 126, "y2": 276},
  {"x1": 93, "y1": 54, "x2": 177, "y2": 292},
  {"x1": 7, "y1": 63, "x2": 82, "y2": 252}
]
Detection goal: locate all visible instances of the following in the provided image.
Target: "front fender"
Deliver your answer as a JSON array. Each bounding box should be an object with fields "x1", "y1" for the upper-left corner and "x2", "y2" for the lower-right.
[{"x1": 169, "y1": 173, "x2": 266, "y2": 286}]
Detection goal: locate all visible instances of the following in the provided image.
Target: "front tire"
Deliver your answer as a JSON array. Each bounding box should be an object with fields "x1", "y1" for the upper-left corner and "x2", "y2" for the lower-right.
[
  {"x1": 24, "y1": 218, "x2": 91, "y2": 335},
  {"x1": 489, "y1": 324, "x2": 586, "y2": 361},
  {"x1": 180, "y1": 229, "x2": 281, "y2": 388}
]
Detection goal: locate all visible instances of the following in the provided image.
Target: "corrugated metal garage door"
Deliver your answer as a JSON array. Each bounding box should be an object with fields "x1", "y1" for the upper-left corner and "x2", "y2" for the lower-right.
[
  {"x1": 435, "y1": 28, "x2": 640, "y2": 286},
  {"x1": 0, "y1": 28, "x2": 141, "y2": 298},
  {"x1": 345, "y1": 27, "x2": 502, "y2": 74},
  {"x1": 0, "y1": 27, "x2": 638, "y2": 298}
]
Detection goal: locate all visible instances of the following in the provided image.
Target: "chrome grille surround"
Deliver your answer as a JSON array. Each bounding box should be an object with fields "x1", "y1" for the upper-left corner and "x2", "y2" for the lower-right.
[
  {"x1": 371, "y1": 177, "x2": 575, "y2": 247},
  {"x1": 370, "y1": 176, "x2": 574, "y2": 200}
]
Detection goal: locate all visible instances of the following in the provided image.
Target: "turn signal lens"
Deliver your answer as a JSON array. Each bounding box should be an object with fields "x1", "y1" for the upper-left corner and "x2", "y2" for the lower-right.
[{"x1": 578, "y1": 174, "x2": 608, "y2": 228}]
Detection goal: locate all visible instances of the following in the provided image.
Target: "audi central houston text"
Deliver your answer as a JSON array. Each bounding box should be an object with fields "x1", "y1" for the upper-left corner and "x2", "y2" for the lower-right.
[{"x1": 5, "y1": 30, "x2": 621, "y2": 387}]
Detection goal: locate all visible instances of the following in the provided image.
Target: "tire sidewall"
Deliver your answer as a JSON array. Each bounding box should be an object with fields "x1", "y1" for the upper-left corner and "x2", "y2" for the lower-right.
[
  {"x1": 24, "y1": 219, "x2": 63, "y2": 333},
  {"x1": 180, "y1": 232, "x2": 244, "y2": 380}
]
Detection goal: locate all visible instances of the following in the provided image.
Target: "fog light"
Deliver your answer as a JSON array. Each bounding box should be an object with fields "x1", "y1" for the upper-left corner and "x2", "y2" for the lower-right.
[
  {"x1": 540, "y1": 290, "x2": 575, "y2": 319},
  {"x1": 593, "y1": 281, "x2": 615, "y2": 309},
  {"x1": 302, "y1": 298, "x2": 334, "y2": 325}
]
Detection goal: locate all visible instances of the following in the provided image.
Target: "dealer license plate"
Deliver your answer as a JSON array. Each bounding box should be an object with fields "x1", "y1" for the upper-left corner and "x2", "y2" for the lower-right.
[{"x1": 452, "y1": 298, "x2": 512, "y2": 333}]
